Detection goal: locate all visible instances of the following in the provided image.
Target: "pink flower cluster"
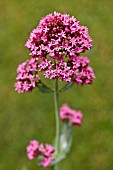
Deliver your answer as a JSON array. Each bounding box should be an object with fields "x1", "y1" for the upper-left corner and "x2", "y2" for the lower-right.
[
  {"x1": 43, "y1": 56, "x2": 95, "y2": 84},
  {"x1": 25, "y1": 12, "x2": 92, "y2": 58},
  {"x1": 15, "y1": 12, "x2": 95, "y2": 93},
  {"x1": 60, "y1": 104, "x2": 82, "y2": 125},
  {"x1": 27, "y1": 140, "x2": 55, "y2": 168},
  {"x1": 15, "y1": 58, "x2": 40, "y2": 93}
]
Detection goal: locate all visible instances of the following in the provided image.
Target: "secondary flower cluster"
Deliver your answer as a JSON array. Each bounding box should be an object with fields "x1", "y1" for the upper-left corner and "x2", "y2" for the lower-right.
[
  {"x1": 27, "y1": 140, "x2": 55, "y2": 168},
  {"x1": 43, "y1": 56, "x2": 95, "y2": 84},
  {"x1": 60, "y1": 104, "x2": 82, "y2": 125},
  {"x1": 15, "y1": 12, "x2": 95, "y2": 93},
  {"x1": 15, "y1": 58, "x2": 40, "y2": 93}
]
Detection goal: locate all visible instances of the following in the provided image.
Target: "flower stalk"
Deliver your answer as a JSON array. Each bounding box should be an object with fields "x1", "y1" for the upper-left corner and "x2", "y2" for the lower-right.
[{"x1": 54, "y1": 79, "x2": 60, "y2": 170}]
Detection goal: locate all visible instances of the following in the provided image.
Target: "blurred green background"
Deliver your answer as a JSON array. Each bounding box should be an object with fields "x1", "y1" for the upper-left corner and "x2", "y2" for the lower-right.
[{"x1": 0, "y1": 0, "x2": 113, "y2": 170}]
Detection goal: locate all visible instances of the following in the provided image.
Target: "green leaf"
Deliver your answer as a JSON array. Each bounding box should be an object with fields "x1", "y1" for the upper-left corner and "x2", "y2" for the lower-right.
[
  {"x1": 51, "y1": 123, "x2": 72, "y2": 166},
  {"x1": 37, "y1": 155, "x2": 43, "y2": 163},
  {"x1": 37, "y1": 152, "x2": 66, "y2": 167},
  {"x1": 37, "y1": 83, "x2": 53, "y2": 93},
  {"x1": 59, "y1": 82, "x2": 75, "y2": 92},
  {"x1": 60, "y1": 122, "x2": 72, "y2": 154},
  {"x1": 51, "y1": 153, "x2": 66, "y2": 166}
]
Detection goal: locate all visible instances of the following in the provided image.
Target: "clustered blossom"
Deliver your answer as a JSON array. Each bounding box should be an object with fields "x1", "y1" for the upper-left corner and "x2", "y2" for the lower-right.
[
  {"x1": 43, "y1": 56, "x2": 95, "y2": 84},
  {"x1": 15, "y1": 11, "x2": 95, "y2": 93},
  {"x1": 25, "y1": 12, "x2": 92, "y2": 58},
  {"x1": 15, "y1": 58, "x2": 40, "y2": 93},
  {"x1": 27, "y1": 140, "x2": 55, "y2": 168},
  {"x1": 60, "y1": 104, "x2": 82, "y2": 125}
]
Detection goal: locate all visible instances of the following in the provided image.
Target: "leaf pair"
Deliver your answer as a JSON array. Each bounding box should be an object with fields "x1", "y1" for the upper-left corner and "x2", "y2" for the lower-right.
[
  {"x1": 37, "y1": 82, "x2": 75, "y2": 93},
  {"x1": 37, "y1": 83, "x2": 53, "y2": 93}
]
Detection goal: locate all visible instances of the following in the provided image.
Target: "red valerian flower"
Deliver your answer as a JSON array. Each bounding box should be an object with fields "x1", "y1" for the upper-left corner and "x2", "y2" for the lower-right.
[{"x1": 15, "y1": 12, "x2": 95, "y2": 93}]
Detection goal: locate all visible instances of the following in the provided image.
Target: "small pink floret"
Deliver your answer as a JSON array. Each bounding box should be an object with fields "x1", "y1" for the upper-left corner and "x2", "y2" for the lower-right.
[
  {"x1": 40, "y1": 157, "x2": 55, "y2": 168},
  {"x1": 44, "y1": 144, "x2": 55, "y2": 157},
  {"x1": 26, "y1": 140, "x2": 39, "y2": 160}
]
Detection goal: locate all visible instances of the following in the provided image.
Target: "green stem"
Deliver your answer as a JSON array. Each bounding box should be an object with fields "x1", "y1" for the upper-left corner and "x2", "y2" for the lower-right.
[
  {"x1": 54, "y1": 79, "x2": 60, "y2": 170},
  {"x1": 54, "y1": 163, "x2": 59, "y2": 170}
]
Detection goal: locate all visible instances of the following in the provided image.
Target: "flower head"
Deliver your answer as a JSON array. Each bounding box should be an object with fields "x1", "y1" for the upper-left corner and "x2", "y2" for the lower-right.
[
  {"x1": 15, "y1": 12, "x2": 95, "y2": 93},
  {"x1": 25, "y1": 12, "x2": 92, "y2": 59},
  {"x1": 27, "y1": 140, "x2": 55, "y2": 168},
  {"x1": 15, "y1": 58, "x2": 40, "y2": 93},
  {"x1": 60, "y1": 104, "x2": 83, "y2": 125}
]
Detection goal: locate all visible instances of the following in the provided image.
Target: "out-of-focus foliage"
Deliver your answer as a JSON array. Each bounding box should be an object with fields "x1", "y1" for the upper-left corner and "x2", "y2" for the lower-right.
[{"x1": 0, "y1": 0, "x2": 113, "y2": 169}]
